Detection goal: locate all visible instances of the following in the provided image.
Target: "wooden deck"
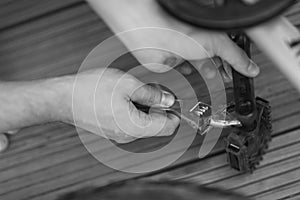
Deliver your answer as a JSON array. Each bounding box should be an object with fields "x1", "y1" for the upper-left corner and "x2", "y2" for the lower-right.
[{"x1": 0, "y1": 1, "x2": 300, "y2": 199}]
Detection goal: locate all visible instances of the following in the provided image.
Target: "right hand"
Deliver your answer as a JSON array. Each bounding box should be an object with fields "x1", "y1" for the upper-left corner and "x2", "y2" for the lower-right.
[{"x1": 58, "y1": 68, "x2": 180, "y2": 144}]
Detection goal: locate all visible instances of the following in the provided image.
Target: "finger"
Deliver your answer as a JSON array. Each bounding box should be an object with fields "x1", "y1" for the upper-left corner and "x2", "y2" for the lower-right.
[
  {"x1": 153, "y1": 113, "x2": 180, "y2": 136},
  {"x1": 146, "y1": 111, "x2": 180, "y2": 137},
  {"x1": 113, "y1": 135, "x2": 137, "y2": 144},
  {"x1": 191, "y1": 57, "x2": 222, "y2": 79},
  {"x1": 133, "y1": 50, "x2": 183, "y2": 73},
  {"x1": 131, "y1": 84, "x2": 175, "y2": 108},
  {"x1": 212, "y1": 35, "x2": 260, "y2": 77},
  {"x1": 6, "y1": 130, "x2": 19, "y2": 135},
  {"x1": 130, "y1": 105, "x2": 180, "y2": 137},
  {"x1": 0, "y1": 134, "x2": 9, "y2": 153}
]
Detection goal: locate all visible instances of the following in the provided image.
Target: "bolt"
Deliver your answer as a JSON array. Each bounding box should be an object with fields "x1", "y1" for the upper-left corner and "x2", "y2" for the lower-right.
[{"x1": 239, "y1": 101, "x2": 253, "y2": 115}]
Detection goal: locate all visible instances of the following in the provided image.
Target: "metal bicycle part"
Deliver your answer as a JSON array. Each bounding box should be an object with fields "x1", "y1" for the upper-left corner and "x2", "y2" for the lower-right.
[
  {"x1": 157, "y1": 0, "x2": 296, "y2": 30},
  {"x1": 156, "y1": 0, "x2": 290, "y2": 173},
  {"x1": 225, "y1": 97, "x2": 272, "y2": 172},
  {"x1": 224, "y1": 34, "x2": 273, "y2": 173},
  {"x1": 135, "y1": 98, "x2": 241, "y2": 135}
]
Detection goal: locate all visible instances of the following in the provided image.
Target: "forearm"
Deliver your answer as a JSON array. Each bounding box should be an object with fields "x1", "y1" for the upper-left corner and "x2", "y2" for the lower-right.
[
  {"x1": 86, "y1": 0, "x2": 167, "y2": 32},
  {"x1": 0, "y1": 78, "x2": 70, "y2": 132}
]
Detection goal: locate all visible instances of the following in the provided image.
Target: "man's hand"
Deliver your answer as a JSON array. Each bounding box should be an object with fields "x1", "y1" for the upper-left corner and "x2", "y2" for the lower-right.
[
  {"x1": 0, "y1": 69, "x2": 179, "y2": 144},
  {"x1": 65, "y1": 68, "x2": 180, "y2": 143},
  {"x1": 87, "y1": 0, "x2": 260, "y2": 78}
]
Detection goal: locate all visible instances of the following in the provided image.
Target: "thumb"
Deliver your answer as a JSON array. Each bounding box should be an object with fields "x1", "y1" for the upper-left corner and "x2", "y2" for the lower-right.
[
  {"x1": 129, "y1": 106, "x2": 180, "y2": 137},
  {"x1": 131, "y1": 84, "x2": 175, "y2": 108},
  {"x1": 212, "y1": 35, "x2": 260, "y2": 77},
  {"x1": 6, "y1": 129, "x2": 19, "y2": 135}
]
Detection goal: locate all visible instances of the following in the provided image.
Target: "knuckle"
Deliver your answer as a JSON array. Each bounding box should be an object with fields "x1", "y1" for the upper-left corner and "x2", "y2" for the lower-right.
[
  {"x1": 125, "y1": 77, "x2": 141, "y2": 92},
  {"x1": 143, "y1": 85, "x2": 162, "y2": 105},
  {"x1": 149, "y1": 90, "x2": 161, "y2": 105}
]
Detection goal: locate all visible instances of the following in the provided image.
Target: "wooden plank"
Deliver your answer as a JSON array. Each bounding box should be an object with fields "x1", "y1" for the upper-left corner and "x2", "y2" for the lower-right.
[
  {"x1": 236, "y1": 169, "x2": 300, "y2": 197},
  {"x1": 3, "y1": 103, "x2": 298, "y2": 198},
  {"x1": 0, "y1": 0, "x2": 83, "y2": 30},
  {"x1": 147, "y1": 129, "x2": 300, "y2": 181},
  {"x1": 251, "y1": 181, "x2": 300, "y2": 200},
  {"x1": 0, "y1": 4, "x2": 112, "y2": 81},
  {"x1": 143, "y1": 134, "x2": 300, "y2": 199},
  {"x1": 0, "y1": 4, "x2": 102, "y2": 53},
  {"x1": 206, "y1": 148, "x2": 300, "y2": 188},
  {"x1": 0, "y1": 124, "x2": 77, "y2": 161},
  {"x1": 9, "y1": 128, "x2": 300, "y2": 200}
]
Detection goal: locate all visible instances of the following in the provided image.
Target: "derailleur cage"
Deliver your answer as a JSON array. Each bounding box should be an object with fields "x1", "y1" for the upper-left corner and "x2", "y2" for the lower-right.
[{"x1": 225, "y1": 97, "x2": 272, "y2": 173}]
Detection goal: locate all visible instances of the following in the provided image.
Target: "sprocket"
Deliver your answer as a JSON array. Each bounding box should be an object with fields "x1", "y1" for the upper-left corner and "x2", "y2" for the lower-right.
[{"x1": 225, "y1": 97, "x2": 272, "y2": 173}]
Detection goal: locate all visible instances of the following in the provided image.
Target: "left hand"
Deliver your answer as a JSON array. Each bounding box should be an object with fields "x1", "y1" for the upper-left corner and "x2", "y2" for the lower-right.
[{"x1": 88, "y1": 0, "x2": 260, "y2": 78}]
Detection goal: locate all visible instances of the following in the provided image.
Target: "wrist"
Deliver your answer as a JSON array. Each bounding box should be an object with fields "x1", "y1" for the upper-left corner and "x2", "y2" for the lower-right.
[
  {"x1": 0, "y1": 79, "x2": 69, "y2": 132},
  {"x1": 88, "y1": 0, "x2": 161, "y2": 32},
  {"x1": 44, "y1": 76, "x2": 74, "y2": 124}
]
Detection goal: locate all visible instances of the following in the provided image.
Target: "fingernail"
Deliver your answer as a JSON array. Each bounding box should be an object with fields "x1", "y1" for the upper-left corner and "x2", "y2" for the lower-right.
[
  {"x1": 247, "y1": 60, "x2": 260, "y2": 76},
  {"x1": 7, "y1": 130, "x2": 18, "y2": 135},
  {"x1": 161, "y1": 91, "x2": 175, "y2": 107},
  {"x1": 0, "y1": 134, "x2": 9, "y2": 153}
]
